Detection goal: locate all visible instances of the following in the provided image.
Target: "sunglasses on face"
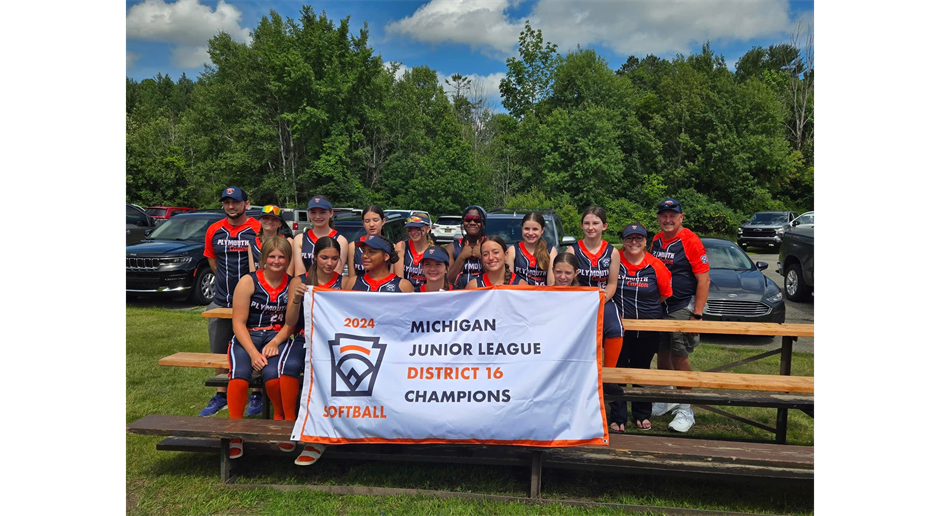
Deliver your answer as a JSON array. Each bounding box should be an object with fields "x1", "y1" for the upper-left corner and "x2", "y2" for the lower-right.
[
  {"x1": 623, "y1": 236, "x2": 645, "y2": 243},
  {"x1": 262, "y1": 205, "x2": 282, "y2": 216},
  {"x1": 463, "y1": 216, "x2": 482, "y2": 223}
]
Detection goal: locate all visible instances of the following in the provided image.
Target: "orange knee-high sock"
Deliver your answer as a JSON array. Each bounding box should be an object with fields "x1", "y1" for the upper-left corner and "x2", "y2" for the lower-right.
[
  {"x1": 227, "y1": 379, "x2": 249, "y2": 419},
  {"x1": 604, "y1": 337, "x2": 624, "y2": 368},
  {"x1": 280, "y1": 375, "x2": 301, "y2": 421},
  {"x1": 265, "y1": 379, "x2": 285, "y2": 420}
]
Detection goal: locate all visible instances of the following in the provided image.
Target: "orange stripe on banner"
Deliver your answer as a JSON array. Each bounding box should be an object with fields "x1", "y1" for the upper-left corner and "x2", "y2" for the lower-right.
[
  {"x1": 339, "y1": 345, "x2": 371, "y2": 355},
  {"x1": 594, "y1": 290, "x2": 609, "y2": 443},
  {"x1": 297, "y1": 435, "x2": 608, "y2": 447}
]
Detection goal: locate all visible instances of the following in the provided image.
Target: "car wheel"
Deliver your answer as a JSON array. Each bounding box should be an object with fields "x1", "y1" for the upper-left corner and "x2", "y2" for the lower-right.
[
  {"x1": 784, "y1": 262, "x2": 809, "y2": 302},
  {"x1": 190, "y1": 267, "x2": 215, "y2": 305}
]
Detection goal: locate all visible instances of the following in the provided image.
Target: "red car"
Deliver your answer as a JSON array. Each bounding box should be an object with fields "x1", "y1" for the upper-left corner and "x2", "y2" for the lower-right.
[{"x1": 146, "y1": 206, "x2": 196, "y2": 225}]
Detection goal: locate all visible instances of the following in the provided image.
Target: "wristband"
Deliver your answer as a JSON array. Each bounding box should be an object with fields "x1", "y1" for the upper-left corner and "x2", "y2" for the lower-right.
[{"x1": 690, "y1": 313, "x2": 703, "y2": 320}]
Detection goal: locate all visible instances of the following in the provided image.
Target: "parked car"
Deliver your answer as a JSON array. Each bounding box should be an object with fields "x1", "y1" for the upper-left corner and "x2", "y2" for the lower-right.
[
  {"x1": 431, "y1": 215, "x2": 463, "y2": 243},
  {"x1": 700, "y1": 238, "x2": 786, "y2": 323},
  {"x1": 332, "y1": 213, "x2": 407, "y2": 276},
  {"x1": 146, "y1": 206, "x2": 196, "y2": 226},
  {"x1": 736, "y1": 211, "x2": 799, "y2": 249},
  {"x1": 776, "y1": 226, "x2": 814, "y2": 302},
  {"x1": 485, "y1": 208, "x2": 576, "y2": 250},
  {"x1": 385, "y1": 209, "x2": 431, "y2": 223},
  {"x1": 781, "y1": 210, "x2": 814, "y2": 234},
  {"x1": 126, "y1": 211, "x2": 225, "y2": 304},
  {"x1": 126, "y1": 202, "x2": 158, "y2": 245}
]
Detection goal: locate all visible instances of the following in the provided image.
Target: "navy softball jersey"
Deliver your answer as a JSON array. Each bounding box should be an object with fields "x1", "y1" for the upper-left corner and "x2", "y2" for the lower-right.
[
  {"x1": 451, "y1": 236, "x2": 486, "y2": 288},
  {"x1": 402, "y1": 240, "x2": 428, "y2": 288},
  {"x1": 245, "y1": 271, "x2": 291, "y2": 329},
  {"x1": 572, "y1": 240, "x2": 615, "y2": 289},
  {"x1": 650, "y1": 228, "x2": 709, "y2": 314},
  {"x1": 612, "y1": 251, "x2": 673, "y2": 320},
  {"x1": 512, "y1": 242, "x2": 554, "y2": 286},
  {"x1": 351, "y1": 273, "x2": 408, "y2": 292},
  {"x1": 204, "y1": 217, "x2": 261, "y2": 306},
  {"x1": 299, "y1": 229, "x2": 339, "y2": 271},
  {"x1": 352, "y1": 235, "x2": 367, "y2": 276}
]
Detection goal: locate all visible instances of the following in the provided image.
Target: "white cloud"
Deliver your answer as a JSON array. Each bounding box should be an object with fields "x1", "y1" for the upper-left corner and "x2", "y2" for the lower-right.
[
  {"x1": 385, "y1": 61, "x2": 411, "y2": 81},
  {"x1": 387, "y1": 0, "x2": 795, "y2": 59},
  {"x1": 126, "y1": 0, "x2": 251, "y2": 68},
  {"x1": 438, "y1": 71, "x2": 505, "y2": 104},
  {"x1": 386, "y1": 0, "x2": 521, "y2": 57},
  {"x1": 127, "y1": 51, "x2": 141, "y2": 70}
]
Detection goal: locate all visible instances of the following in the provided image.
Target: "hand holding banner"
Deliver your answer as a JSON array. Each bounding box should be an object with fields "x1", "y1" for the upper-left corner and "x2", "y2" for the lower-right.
[{"x1": 292, "y1": 287, "x2": 609, "y2": 447}]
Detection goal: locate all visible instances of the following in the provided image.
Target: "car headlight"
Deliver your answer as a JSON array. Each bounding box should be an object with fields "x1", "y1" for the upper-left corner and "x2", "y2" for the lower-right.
[
  {"x1": 737, "y1": 227, "x2": 743, "y2": 235},
  {"x1": 767, "y1": 291, "x2": 783, "y2": 303},
  {"x1": 158, "y1": 256, "x2": 193, "y2": 270},
  {"x1": 776, "y1": 227, "x2": 786, "y2": 235}
]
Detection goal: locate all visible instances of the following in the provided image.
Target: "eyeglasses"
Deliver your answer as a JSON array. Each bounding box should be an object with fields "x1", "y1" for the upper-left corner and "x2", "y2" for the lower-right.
[
  {"x1": 262, "y1": 205, "x2": 281, "y2": 216},
  {"x1": 623, "y1": 236, "x2": 645, "y2": 243},
  {"x1": 463, "y1": 216, "x2": 482, "y2": 223}
]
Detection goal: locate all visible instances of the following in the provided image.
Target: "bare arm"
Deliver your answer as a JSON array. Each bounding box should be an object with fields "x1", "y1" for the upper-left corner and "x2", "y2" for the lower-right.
[
  {"x1": 346, "y1": 242, "x2": 358, "y2": 279},
  {"x1": 547, "y1": 247, "x2": 558, "y2": 285},
  {"x1": 232, "y1": 276, "x2": 266, "y2": 370},
  {"x1": 394, "y1": 242, "x2": 405, "y2": 278},
  {"x1": 692, "y1": 271, "x2": 709, "y2": 316},
  {"x1": 292, "y1": 237, "x2": 306, "y2": 276},
  {"x1": 285, "y1": 276, "x2": 306, "y2": 329},
  {"x1": 336, "y1": 235, "x2": 349, "y2": 270},
  {"x1": 208, "y1": 258, "x2": 217, "y2": 274},
  {"x1": 604, "y1": 250, "x2": 620, "y2": 302},
  {"x1": 399, "y1": 278, "x2": 414, "y2": 293}
]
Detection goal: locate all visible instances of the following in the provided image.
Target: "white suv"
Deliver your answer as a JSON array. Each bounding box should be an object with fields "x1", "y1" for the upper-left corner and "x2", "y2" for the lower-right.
[{"x1": 431, "y1": 215, "x2": 462, "y2": 243}]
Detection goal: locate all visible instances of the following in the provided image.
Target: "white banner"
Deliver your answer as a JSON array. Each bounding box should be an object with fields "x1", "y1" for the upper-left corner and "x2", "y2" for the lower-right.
[{"x1": 291, "y1": 286, "x2": 609, "y2": 447}]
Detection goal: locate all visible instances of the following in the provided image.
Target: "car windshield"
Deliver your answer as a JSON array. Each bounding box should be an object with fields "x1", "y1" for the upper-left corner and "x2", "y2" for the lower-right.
[
  {"x1": 795, "y1": 213, "x2": 814, "y2": 225},
  {"x1": 436, "y1": 217, "x2": 462, "y2": 225},
  {"x1": 146, "y1": 208, "x2": 166, "y2": 217},
  {"x1": 334, "y1": 223, "x2": 367, "y2": 243},
  {"x1": 149, "y1": 216, "x2": 218, "y2": 241},
  {"x1": 748, "y1": 213, "x2": 788, "y2": 225},
  {"x1": 485, "y1": 218, "x2": 558, "y2": 248},
  {"x1": 702, "y1": 244, "x2": 754, "y2": 271}
]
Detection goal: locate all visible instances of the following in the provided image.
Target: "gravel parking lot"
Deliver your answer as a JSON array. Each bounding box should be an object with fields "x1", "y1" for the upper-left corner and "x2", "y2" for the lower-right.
[{"x1": 701, "y1": 250, "x2": 814, "y2": 354}]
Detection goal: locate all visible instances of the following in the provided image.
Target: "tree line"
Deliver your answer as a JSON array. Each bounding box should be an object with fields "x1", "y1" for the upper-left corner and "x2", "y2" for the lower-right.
[{"x1": 126, "y1": 6, "x2": 813, "y2": 241}]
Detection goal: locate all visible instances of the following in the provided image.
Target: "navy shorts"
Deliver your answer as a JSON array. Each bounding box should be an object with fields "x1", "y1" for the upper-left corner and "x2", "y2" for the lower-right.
[
  {"x1": 228, "y1": 329, "x2": 281, "y2": 383},
  {"x1": 278, "y1": 334, "x2": 306, "y2": 379},
  {"x1": 603, "y1": 301, "x2": 623, "y2": 339}
]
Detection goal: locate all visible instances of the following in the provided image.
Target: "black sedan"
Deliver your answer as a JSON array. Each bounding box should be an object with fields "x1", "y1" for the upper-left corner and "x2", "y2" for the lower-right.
[
  {"x1": 700, "y1": 238, "x2": 785, "y2": 323},
  {"x1": 126, "y1": 211, "x2": 225, "y2": 304}
]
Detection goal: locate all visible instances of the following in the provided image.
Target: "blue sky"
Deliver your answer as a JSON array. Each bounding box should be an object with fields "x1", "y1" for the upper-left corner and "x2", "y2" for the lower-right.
[{"x1": 126, "y1": 0, "x2": 814, "y2": 107}]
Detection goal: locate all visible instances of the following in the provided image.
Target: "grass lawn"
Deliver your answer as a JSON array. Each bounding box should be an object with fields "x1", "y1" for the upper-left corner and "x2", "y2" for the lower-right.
[{"x1": 127, "y1": 306, "x2": 813, "y2": 515}]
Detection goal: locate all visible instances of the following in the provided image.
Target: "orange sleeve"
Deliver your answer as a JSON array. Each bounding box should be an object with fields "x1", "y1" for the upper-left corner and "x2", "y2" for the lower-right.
[
  {"x1": 651, "y1": 255, "x2": 673, "y2": 298},
  {"x1": 684, "y1": 233, "x2": 710, "y2": 274},
  {"x1": 204, "y1": 223, "x2": 217, "y2": 259}
]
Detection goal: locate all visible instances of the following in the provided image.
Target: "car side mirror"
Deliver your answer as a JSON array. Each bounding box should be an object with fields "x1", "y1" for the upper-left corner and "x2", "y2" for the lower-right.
[
  {"x1": 561, "y1": 236, "x2": 577, "y2": 247},
  {"x1": 144, "y1": 229, "x2": 154, "y2": 237},
  {"x1": 135, "y1": 219, "x2": 149, "y2": 227},
  {"x1": 792, "y1": 220, "x2": 800, "y2": 227},
  {"x1": 756, "y1": 261, "x2": 768, "y2": 270}
]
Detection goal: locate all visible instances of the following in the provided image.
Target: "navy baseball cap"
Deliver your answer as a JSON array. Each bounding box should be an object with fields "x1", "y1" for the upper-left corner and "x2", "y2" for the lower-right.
[
  {"x1": 621, "y1": 223, "x2": 647, "y2": 239},
  {"x1": 356, "y1": 234, "x2": 393, "y2": 254},
  {"x1": 306, "y1": 196, "x2": 333, "y2": 210},
  {"x1": 220, "y1": 186, "x2": 247, "y2": 202},
  {"x1": 420, "y1": 247, "x2": 450, "y2": 265},
  {"x1": 258, "y1": 205, "x2": 284, "y2": 221},
  {"x1": 656, "y1": 198, "x2": 682, "y2": 214},
  {"x1": 405, "y1": 214, "x2": 431, "y2": 228}
]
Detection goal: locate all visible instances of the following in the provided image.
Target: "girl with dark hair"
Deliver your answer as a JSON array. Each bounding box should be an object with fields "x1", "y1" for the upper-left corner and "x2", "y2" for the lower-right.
[
  {"x1": 225, "y1": 237, "x2": 295, "y2": 461},
  {"x1": 506, "y1": 212, "x2": 557, "y2": 286},
  {"x1": 347, "y1": 235, "x2": 414, "y2": 292},
  {"x1": 249, "y1": 205, "x2": 294, "y2": 273},
  {"x1": 445, "y1": 206, "x2": 487, "y2": 289},
  {"x1": 566, "y1": 206, "x2": 624, "y2": 370},
  {"x1": 395, "y1": 214, "x2": 433, "y2": 288},
  {"x1": 608, "y1": 224, "x2": 673, "y2": 433},
  {"x1": 280, "y1": 236, "x2": 343, "y2": 465},
  {"x1": 347, "y1": 205, "x2": 386, "y2": 283},
  {"x1": 551, "y1": 253, "x2": 581, "y2": 287},
  {"x1": 293, "y1": 195, "x2": 348, "y2": 277},
  {"x1": 467, "y1": 236, "x2": 530, "y2": 288}
]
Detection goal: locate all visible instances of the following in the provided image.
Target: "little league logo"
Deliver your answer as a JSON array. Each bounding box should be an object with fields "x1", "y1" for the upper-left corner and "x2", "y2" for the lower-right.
[
  {"x1": 226, "y1": 188, "x2": 234, "y2": 194},
  {"x1": 328, "y1": 333, "x2": 387, "y2": 397},
  {"x1": 600, "y1": 258, "x2": 611, "y2": 268}
]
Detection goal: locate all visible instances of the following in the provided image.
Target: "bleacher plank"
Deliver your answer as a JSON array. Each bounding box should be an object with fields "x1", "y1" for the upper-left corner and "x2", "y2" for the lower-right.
[
  {"x1": 602, "y1": 368, "x2": 813, "y2": 394},
  {"x1": 159, "y1": 352, "x2": 228, "y2": 369},
  {"x1": 621, "y1": 319, "x2": 813, "y2": 337},
  {"x1": 202, "y1": 307, "x2": 233, "y2": 319}
]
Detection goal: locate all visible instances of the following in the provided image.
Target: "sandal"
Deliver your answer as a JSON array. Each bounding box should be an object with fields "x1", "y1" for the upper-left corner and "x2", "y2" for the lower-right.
[
  {"x1": 294, "y1": 444, "x2": 327, "y2": 466},
  {"x1": 278, "y1": 442, "x2": 296, "y2": 453},
  {"x1": 229, "y1": 438, "x2": 244, "y2": 459},
  {"x1": 609, "y1": 422, "x2": 626, "y2": 434},
  {"x1": 635, "y1": 419, "x2": 652, "y2": 431}
]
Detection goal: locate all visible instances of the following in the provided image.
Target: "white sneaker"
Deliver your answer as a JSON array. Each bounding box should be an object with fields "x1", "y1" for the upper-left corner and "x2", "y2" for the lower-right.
[
  {"x1": 652, "y1": 402, "x2": 679, "y2": 417},
  {"x1": 668, "y1": 407, "x2": 695, "y2": 433}
]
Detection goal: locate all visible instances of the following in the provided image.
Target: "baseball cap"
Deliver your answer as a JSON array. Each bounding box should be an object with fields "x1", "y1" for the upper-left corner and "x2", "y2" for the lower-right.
[
  {"x1": 405, "y1": 214, "x2": 431, "y2": 227},
  {"x1": 420, "y1": 247, "x2": 450, "y2": 265},
  {"x1": 355, "y1": 234, "x2": 393, "y2": 254},
  {"x1": 220, "y1": 186, "x2": 248, "y2": 202},
  {"x1": 621, "y1": 223, "x2": 647, "y2": 239},
  {"x1": 306, "y1": 196, "x2": 333, "y2": 210},
  {"x1": 259, "y1": 205, "x2": 283, "y2": 220},
  {"x1": 656, "y1": 198, "x2": 682, "y2": 214}
]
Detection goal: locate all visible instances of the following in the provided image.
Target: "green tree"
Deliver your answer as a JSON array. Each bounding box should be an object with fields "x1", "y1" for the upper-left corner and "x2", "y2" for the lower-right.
[{"x1": 499, "y1": 21, "x2": 558, "y2": 118}]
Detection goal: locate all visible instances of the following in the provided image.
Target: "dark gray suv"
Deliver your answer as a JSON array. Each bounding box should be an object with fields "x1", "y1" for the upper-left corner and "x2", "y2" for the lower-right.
[{"x1": 737, "y1": 211, "x2": 798, "y2": 250}]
